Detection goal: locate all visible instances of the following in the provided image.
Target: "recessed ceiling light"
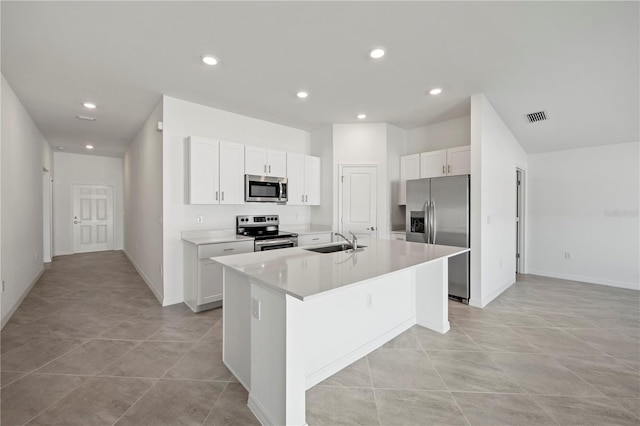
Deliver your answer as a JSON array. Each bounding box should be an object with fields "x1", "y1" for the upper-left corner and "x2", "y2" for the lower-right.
[
  {"x1": 369, "y1": 48, "x2": 386, "y2": 59},
  {"x1": 83, "y1": 102, "x2": 96, "y2": 109},
  {"x1": 429, "y1": 88, "x2": 443, "y2": 95},
  {"x1": 296, "y1": 91, "x2": 309, "y2": 99},
  {"x1": 357, "y1": 114, "x2": 367, "y2": 119},
  {"x1": 201, "y1": 55, "x2": 219, "y2": 66},
  {"x1": 85, "y1": 145, "x2": 94, "y2": 150},
  {"x1": 76, "y1": 115, "x2": 96, "y2": 121},
  {"x1": 57, "y1": 146, "x2": 65, "y2": 150}
]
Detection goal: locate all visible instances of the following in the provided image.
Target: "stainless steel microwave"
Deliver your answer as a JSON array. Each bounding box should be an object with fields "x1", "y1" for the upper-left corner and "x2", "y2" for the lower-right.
[{"x1": 245, "y1": 175, "x2": 288, "y2": 203}]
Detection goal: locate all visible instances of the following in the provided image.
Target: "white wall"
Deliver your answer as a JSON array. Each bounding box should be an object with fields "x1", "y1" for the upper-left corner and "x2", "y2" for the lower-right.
[
  {"x1": 1, "y1": 75, "x2": 52, "y2": 327},
  {"x1": 123, "y1": 100, "x2": 164, "y2": 303},
  {"x1": 53, "y1": 152, "x2": 124, "y2": 255},
  {"x1": 310, "y1": 125, "x2": 334, "y2": 227},
  {"x1": 162, "y1": 96, "x2": 311, "y2": 305},
  {"x1": 332, "y1": 124, "x2": 390, "y2": 236},
  {"x1": 470, "y1": 94, "x2": 527, "y2": 308},
  {"x1": 528, "y1": 142, "x2": 639, "y2": 289},
  {"x1": 407, "y1": 115, "x2": 470, "y2": 154},
  {"x1": 386, "y1": 124, "x2": 408, "y2": 230}
]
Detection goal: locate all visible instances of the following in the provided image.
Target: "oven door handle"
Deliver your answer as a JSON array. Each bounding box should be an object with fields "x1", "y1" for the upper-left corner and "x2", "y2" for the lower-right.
[{"x1": 255, "y1": 239, "x2": 296, "y2": 246}]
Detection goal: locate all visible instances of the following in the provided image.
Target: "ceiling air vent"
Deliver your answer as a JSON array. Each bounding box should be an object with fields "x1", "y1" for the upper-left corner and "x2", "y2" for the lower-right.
[{"x1": 525, "y1": 110, "x2": 548, "y2": 123}]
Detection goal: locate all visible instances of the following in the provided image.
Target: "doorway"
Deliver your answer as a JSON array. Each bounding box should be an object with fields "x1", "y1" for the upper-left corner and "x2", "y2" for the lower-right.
[
  {"x1": 72, "y1": 184, "x2": 115, "y2": 253},
  {"x1": 43, "y1": 170, "x2": 53, "y2": 262},
  {"x1": 338, "y1": 165, "x2": 378, "y2": 244},
  {"x1": 516, "y1": 169, "x2": 525, "y2": 273}
]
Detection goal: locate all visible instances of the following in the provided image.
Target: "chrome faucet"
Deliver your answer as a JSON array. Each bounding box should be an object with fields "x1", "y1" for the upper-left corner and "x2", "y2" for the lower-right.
[{"x1": 335, "y1": 232, "x2": 358, "y2": 250}]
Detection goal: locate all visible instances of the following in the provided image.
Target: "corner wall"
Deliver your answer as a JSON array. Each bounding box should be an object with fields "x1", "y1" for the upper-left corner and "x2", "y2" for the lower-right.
[
  {"x1": 53, "y1": 152, "x2": 124, "y2": 255},
  {"x1": 1, "y1": 75, "x2": 52, "y2": 326},
  {"x1": 527, "y1": 142, "x2": 639, "y2": 289},
  {"x1": 123, "y1": 99, "x2": 164, "y2": 303},
  {"x1": 470, "y1": 94, "x2": 527, "y2": 308}
]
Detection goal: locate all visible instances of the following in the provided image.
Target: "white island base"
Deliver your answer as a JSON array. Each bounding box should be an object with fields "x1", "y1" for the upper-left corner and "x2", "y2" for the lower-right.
[{"x1": 218, "y1": 241, "x2": 463, "y2": 426}]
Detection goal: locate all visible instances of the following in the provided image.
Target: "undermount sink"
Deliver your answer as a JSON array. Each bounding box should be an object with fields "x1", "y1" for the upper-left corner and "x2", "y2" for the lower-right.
[{"x1": 304, "y1": 244, "x2": 366, "y2": 254}]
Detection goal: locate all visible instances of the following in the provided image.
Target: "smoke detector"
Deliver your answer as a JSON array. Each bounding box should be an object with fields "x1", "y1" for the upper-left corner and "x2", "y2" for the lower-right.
[{"x1": 525, "y1": 110, "x2": 548, "y2": 123}]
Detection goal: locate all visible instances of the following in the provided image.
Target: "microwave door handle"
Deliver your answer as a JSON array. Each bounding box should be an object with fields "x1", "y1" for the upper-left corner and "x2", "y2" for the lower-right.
[{"x1": 278, "y1": 181, "x2": 283, "y2": 200}]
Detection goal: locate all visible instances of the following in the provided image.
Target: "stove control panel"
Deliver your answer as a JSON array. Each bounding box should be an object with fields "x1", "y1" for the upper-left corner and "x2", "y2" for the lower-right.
[{"x1": 237, "y1": 215, "x2": 279, "y2": 226}]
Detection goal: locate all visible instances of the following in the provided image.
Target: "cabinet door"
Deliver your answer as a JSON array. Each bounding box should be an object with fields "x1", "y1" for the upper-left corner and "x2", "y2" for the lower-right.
[
  {"x1": 447, "y1": 145, "x2": 471, "y2": 176},
  {"x1": 286, "y1": 153, "x2": 305, "y2": 205},
  {"x1": 420, "y1": 150, "x2": 447, "y2": 178},
  {"x1": 219, "y1": 141, "x2": 245, "y2": 204},
  {"x1": 199, "y1": 259, "x2": 223, "y2": 304},
  {"x1": 186, "y1": 137, "x2": 219, "y2": 204},
  {"x1": 267, "y1": 150, "x2": 287, "y2": 177},
  {"x1": 245, "y1": 145, "x2": 267, "y2": 175},
  {"x1": 399, "y1": 154, "x2": 420, "y2": 205},
  {"x1": 304, "y1": 155, "x2": 321, "y2": 205}
]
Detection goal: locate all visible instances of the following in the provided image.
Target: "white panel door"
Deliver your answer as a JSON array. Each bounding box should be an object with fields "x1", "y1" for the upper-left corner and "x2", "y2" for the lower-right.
[
  {"x1": 420, "y1": 150, "x2": 447, "y2": 178},
  {"x1": 72, "y1": 184, "x2": 114, "y2": 253},
  {"x1": 399, "y1": 154, "x2": 420, "y2": 205},
  {"x1": 287, "y1": 153, "x2": 305, "y2": 205},
  {"x1": 340, "y1": 166, "x2": 377, "y2": 241},
  {"x1": 304, "y1": 155, "x2": 321, "y2": 205},
  {"x1": 187, "y1": 136, "x2": 219, "y2": 204},
  {"x1": 245, "y1": 145, "x2": 268, "y2": 176},
  {"x1": 219, "y1": 141, "x2": 245, "y2": 204},
  {"x1": 267, "y1": 149, "x2": 287, "y2": 177},
  {"x1": 447, "y1": 145, "x2": 471, "y2": 175}
]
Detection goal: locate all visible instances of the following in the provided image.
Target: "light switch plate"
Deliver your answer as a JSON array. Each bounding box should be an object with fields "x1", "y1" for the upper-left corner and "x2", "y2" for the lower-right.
[{"x1": 251, "y1": 298, "x2": 261, "y2": 320}]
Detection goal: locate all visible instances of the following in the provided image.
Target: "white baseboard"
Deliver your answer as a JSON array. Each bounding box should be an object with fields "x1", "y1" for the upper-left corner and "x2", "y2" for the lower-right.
[
  {"x1": 469, "y1": 279, "x2": 516, "y2": 309},
  {"x1": 1, "y1": 266, "x2": 44, "y2": 330},
  {"x1": 527, "y1": 270, "x2": 639, "y2": 291},
  {"x1": 123, "y1": 250, "x2": 164, "y2": 304},
  {"x1": 162, "y1": 296, "x2": 183, "y2": 307}
]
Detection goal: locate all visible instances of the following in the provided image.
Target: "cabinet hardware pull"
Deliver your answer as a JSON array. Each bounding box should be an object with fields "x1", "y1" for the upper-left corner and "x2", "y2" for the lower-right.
[
  {"x1": 215, "y1": 191, "x2": 219, "y2": 201},
  {"x1": 223, "y1": 248, "x2": 234, "y2": 251},
  {"x1": 305, "y1": 194, "x2": 308, "y2": 202},
  {"x1": 221, "y1": 191, "x2": 224, "y2": 201},
  {"x1": 442, "y1": 165, "x2": 445, "y2": 174},
  {"x1": 312, "y1": 238, "x2": 319, "y2": 241},
  {"x1": 264, "y1": 164, "x2": 267, "y2": 173},
  {"x1": 448, "y1": 164, "x2": 451, "y2": 173},
  {"x1": 302, "y1": 194, "x2": 305, "y2": 202}
]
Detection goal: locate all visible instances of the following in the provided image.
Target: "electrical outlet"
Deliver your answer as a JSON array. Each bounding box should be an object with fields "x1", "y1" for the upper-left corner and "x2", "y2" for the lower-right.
[
  {"x1": 564, "y1": 252, "x2": 571, "y2": 260},
  {"x1": 252, "y1": 298, "x2": 261, "y2": 320},
  {"x1": 196, "y1": 216, "x2": 204, "y2": 224}
]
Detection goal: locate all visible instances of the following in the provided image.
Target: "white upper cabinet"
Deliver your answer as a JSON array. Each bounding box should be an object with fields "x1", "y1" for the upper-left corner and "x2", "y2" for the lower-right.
[
  {"x1": 446, "y1": 145, "x2": 471, "y2": 176},
  {"x1": 245, "y1": 145, "x2": 287, "y2": 177},
  {"x1": 219, "y1": 141, "x2": 245, "y2": 204},
  {"x1": 399, "y1": 154, "x2": 420, "y2": 205},
  {"x1": 287, "y1": 153, "x2": 321, "y2": 206},
  {"x1": 399, "y1": 145, "x2": 471, "y2": 205},
  {"x1": 185, "y1": 136, "x2": 244, "y2": 205},
  {"x1": 420, "y1": 149, "x2": 448, "y2": 178}
]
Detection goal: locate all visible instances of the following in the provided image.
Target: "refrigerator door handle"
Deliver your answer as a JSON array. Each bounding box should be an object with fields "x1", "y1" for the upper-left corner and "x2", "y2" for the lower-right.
[
  {"x1": 431, "y1": 200, "x2": 437, "y2": 244},
  {"x1": 423, "y1": 201, "x2": 430, "y2": 243}
]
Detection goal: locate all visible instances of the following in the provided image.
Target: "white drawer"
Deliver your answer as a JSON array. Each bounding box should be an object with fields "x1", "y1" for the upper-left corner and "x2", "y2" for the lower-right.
[
  {"x1": 390, "y1": 232, "x2": 406, "y2": 241},
  {"x1": 198, "y1": 240, "x2": 254, "y2": 259},
  {"x1": 298, "y1": 233, "x2": 332, "y2": 246}
]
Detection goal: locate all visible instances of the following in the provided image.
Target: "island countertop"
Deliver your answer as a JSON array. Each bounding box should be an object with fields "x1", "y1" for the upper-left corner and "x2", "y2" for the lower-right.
[{"x1": 212, "y1": 239, "x2": 468, "y2": 300}]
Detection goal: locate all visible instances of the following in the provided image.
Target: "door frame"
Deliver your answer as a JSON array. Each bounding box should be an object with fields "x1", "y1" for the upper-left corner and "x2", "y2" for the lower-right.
[
  {"x1": 337, "y1": 164, "x2": 379, "y2": 236},
  {"x1": 71, "y1": 182, "x2": 117, "y2": 254},
  {"x1": 516, "y1": 168, "x2": 526, "y2": 274}
]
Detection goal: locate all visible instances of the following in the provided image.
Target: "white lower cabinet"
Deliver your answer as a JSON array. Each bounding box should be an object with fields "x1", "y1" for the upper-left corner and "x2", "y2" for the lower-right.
[
  {"x1": 298, "y1": 232, "x2": 332, "y2": 247},
  {"x1": 184, "y1": 240, "x2": 254, "y2": 312},
  {"x1": 390, "y1": 231, "x2": 406, "y2": 241}
]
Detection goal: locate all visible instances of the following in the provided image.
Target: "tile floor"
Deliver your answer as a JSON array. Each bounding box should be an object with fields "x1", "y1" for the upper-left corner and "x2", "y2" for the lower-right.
[{"x1": 1, "y1": 251, "x2": 639, "y2": 425}]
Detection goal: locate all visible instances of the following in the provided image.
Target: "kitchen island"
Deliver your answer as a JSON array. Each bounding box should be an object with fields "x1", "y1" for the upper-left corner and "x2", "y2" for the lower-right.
[{"x1": 213, "y1": 239, "x2": 468, "y2": 426}]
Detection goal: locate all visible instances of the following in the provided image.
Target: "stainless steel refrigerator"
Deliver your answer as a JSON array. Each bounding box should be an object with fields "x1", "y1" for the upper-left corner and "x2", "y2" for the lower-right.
[{"x1": 406, "y1": 175, "x2": 470, "y2": 302}]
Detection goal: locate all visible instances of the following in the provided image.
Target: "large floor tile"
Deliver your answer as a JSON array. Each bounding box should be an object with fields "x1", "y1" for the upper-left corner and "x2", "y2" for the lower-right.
[
  {"x1": 1, "y1": 337, "x2": 84, "y2": 372},
  {"x1": 99, "y1": 341, "x2": 193, "y2": 378},
  {"x1": 374, "y1": 389, "x2": 467, "y2": 426},
  {"x1": 381, "y1": 328, "x2": 421, "y2": 349},
  {"x1": 614, "y1": 398, "x2": 640, "y2": 420},
  {"x1": 163, "y1": 340, "x2": 234, "y2": 381},
  {"x1": 1, "y1": 371, "x2": 26, "y2": 388},
  {"x1": 533, "y1": 395, "x2": 640, "y2": 425},
  {"x1": 147, "y1": 316, "x2": 215, "y2": 341},
  {"x1": 456, "y1": 323, "x2": 541, "y2": 353},
  {"x1": 26, "y1": 377, "x2": 154, "y2": 426},
  {"x1": 100, "y1": 318, "x2": 165, "y2": 340},
  {"x1": 368, "y1": 349, "x2": 446, "y2": 390},
  {"x1": 414, "y1": 324, "x2": 482, "y2": 352},
  {"x1": 319, "y1": 357, "x2": 372, "y2": 388},
  {"x1": 1, "y1": 373, "x2": 85, "y2": 425},
  {"x1": 513, "y1": 326, "x2": 605, "y2": 355},
  {"x1": 115, "y1": 379, "x2": 225, "y2": 426},
  {"x1": 306, "y1": 385, "x2": 379, "y2": 425},
  {"x1": 37, "y1": 339, "x2": 138, "y2": 375},
  {"x1": 553, "y1": 355, "x2": 640, "y2": 398},
  {"x1": 429, "y1": 351, "x2": 522, "y2": 393},
  {"x1": 564, "y1": 327, "x2": 640, "y2": 358},
  {"x1": 203, "y1": 382, "x2": 260, "y2": 426},
  {"x1": 453, "y1": 392, "x2": 556, "y2": 425},
  {"x1": 487, "y1": 352, "x2": 604, "y2": 396}
]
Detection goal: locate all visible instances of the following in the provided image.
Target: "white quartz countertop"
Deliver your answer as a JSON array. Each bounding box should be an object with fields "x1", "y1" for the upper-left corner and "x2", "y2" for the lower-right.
[
  {"x1": 212, "y1": 239, "x2": 469, "y2": 300},
  {"x1": 181, "y1": 230, "x2": 254, "y2": 245},
  {"x1": 280, "y1": 224, "x2": 333, "y2": 235}
]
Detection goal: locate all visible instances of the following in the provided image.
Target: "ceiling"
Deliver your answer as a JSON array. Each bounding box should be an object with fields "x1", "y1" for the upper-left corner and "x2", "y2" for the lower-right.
[{"x1": 2, "y1": 1, "x2": 638, "y2": 157}]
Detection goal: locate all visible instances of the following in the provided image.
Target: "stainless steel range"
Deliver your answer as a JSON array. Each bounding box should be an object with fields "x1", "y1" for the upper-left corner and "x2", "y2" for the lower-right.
[{"x1": 236, "y1": 215, "x2": 298, "y2": 251}]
